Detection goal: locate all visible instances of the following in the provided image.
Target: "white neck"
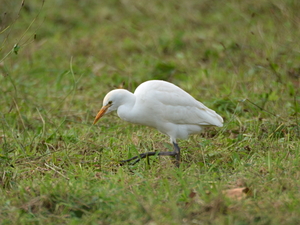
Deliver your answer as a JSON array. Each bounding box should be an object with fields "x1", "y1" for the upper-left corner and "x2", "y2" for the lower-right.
[{"x1": 116, "y1": 90, "x2": 136, "y2": 122}]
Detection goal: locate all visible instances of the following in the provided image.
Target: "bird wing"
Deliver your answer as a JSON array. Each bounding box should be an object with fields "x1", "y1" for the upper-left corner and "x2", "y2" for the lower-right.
[{"x1": 134, "y1": 80, "x2": 223, "y2": 127}]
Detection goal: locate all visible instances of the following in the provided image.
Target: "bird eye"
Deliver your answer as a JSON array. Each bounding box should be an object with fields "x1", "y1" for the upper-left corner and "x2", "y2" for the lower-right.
[{"x1": 108, "y1": 101, "x2": 112, "y2": 105}]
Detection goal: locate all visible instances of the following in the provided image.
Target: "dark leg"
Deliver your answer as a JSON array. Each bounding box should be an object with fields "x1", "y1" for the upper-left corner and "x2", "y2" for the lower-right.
[
  {"x1": 173, "y1": 142, "x2": 181, "y2": 167},
  {"x1": 120, "y1": 142, "x2": 181, "y2": 167}
]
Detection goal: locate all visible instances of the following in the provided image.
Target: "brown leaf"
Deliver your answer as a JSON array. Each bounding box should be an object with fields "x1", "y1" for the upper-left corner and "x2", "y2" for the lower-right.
[
  {"x1": 189, "y1": 190, "x2": 197, "y2": 199},
  {"x1": 223, "y1": 187, "x2": 249, "y2": 200}
]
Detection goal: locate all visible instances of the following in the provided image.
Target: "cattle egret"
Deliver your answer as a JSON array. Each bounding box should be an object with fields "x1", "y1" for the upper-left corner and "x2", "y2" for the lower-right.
[{"x1": 93, "y1": 80, "x2": 223, "y2": 167}]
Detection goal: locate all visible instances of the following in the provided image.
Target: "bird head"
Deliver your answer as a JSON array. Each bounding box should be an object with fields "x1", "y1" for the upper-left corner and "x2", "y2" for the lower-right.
[{"x1": 93, "y1": 89, "x2": 127, "y2": 125}]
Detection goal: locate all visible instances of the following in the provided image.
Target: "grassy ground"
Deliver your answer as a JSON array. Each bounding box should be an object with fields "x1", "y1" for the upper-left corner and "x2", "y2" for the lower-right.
[{"x1": 1, "y1": 0, "x2": 300, "y2": 224}]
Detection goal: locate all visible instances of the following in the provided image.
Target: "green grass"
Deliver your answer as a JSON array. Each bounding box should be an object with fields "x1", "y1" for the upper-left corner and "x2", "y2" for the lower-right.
[{"x1": 1, "y1": 0, "x2": 300, "y2": 224}]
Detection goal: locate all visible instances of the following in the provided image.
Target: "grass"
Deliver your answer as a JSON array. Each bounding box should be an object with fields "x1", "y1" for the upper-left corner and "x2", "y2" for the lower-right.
[{"x1": 1, "y1": 0, "x2": 300, "y2": 224}]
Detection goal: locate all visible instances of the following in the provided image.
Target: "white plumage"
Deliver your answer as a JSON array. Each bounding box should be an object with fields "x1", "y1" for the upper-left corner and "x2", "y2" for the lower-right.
[{"x1": 93, "y1": 80, "x2": 223, "y2": 166}]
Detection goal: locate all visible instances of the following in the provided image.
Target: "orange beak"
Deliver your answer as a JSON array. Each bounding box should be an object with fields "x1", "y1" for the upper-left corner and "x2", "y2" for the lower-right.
[{"x1": 93, "y1": 104, "x2": 110, "y2": 125}]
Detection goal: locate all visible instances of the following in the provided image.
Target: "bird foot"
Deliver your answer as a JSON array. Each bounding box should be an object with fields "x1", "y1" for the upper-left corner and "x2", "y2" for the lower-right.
[{"x1": 119, "y1": 151, "x2": 180, "y2": 167}]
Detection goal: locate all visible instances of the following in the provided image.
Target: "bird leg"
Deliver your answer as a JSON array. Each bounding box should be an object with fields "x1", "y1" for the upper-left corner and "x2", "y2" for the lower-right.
[
  {"x1": 119, "y1": 142, "x2": 181, "y2": 167},
  {"x1": 173, "y1": 142, "x2": 181, "y2": 167}
]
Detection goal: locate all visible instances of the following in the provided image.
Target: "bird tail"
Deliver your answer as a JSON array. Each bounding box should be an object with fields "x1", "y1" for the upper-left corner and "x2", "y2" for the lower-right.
[{"x1": 202, "y1": 107, "x2": 224, "y2": 127}]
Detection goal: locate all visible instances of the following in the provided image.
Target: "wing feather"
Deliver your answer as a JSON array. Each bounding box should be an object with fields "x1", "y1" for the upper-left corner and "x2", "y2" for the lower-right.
[{"x1": 134, "y1": 80, "x2": 223, "y2": 127}]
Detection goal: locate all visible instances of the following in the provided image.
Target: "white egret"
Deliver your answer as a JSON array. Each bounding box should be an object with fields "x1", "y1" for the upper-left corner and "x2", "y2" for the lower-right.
[{"x1": 93, "y1": 80, "x2": 223, "y2": 167}]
